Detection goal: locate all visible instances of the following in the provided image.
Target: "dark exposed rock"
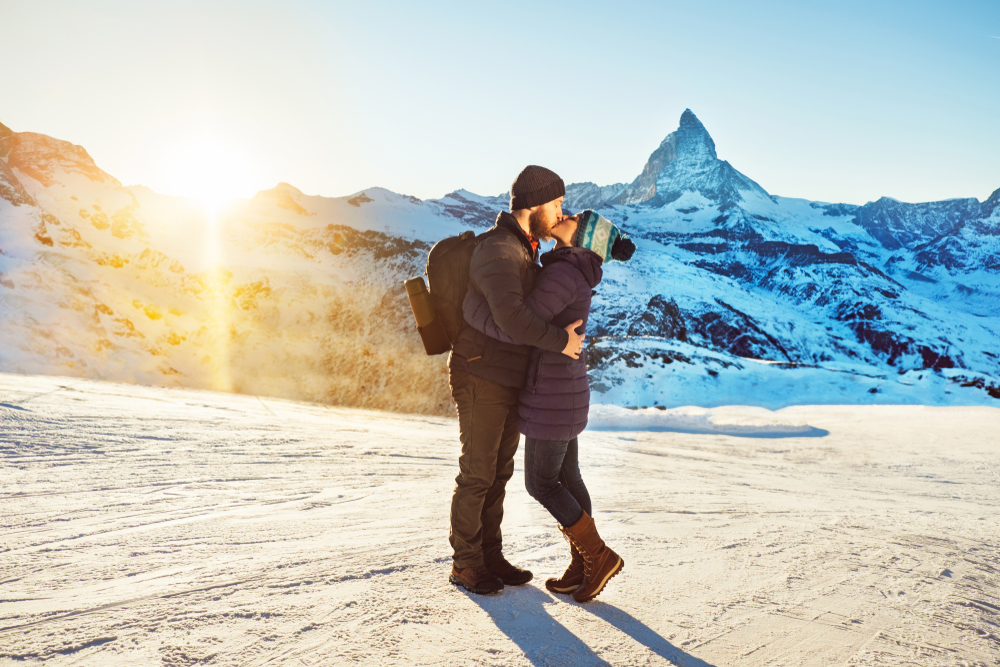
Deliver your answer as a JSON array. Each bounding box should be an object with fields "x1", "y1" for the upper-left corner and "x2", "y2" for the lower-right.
[
  {"x1": 678, "y1": 242, "x2": 728, "y2": 255},
  {"x1": 347, "y1": 192, "x2": 374, "y2": 207},
  {"x1": 585, "y1": 342, "x2": 711, "y2": 376},
  {"x1": 706, "y1": 299, "x2": 792, "y2": 362},
  {"x1": 0, "y1": 157, "x2": 36, "y2": 207},
  {"x1": 586, "y1": 345, "x2": 644, "y2": 370},
  {"x1": 954, "y1": 374, "x2": 1000, "y2": 399},
  {"x1": 846, "y1": 321, "x2": 910, "y2": 366},
  {"x1": 322, "y1": 224, "x2": 429, "y2": 262},
  {"x1": 918, "y1": 346, "x2": 955, "y2": 370},
  {"x1": 836, "y1": 302, "x2": 882, "y2": 322},
  {"x1": 627, "y1": 295, "x2": 688, "y2": 340},
  {"x1": 690, "y1": 259, "x2": 754, "y2": 282},
  {"x1": 746, "y1": 240, "x2": 858, "y2": 267},
  {"x1": 817, "y1": 228, "x2": 863, "y2": 252},
  {"x1": 837, "y1": 310, "x2": 959, "y2": 370},
  {"x1": 623, "y1": 291, "x2": 792, "y2": 362}
]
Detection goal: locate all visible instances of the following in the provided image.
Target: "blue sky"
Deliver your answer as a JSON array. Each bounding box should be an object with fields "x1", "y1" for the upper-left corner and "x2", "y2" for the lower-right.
[{"x1": 1, "y1": 0, "x2": 998, "y2": 204}]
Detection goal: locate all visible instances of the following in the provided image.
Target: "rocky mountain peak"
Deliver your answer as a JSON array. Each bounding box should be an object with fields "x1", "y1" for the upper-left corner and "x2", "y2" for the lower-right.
[
  {"x1": 252, "y1": 182, "x2": 311, "y2": 215},
  {"x1": 1, "y1": 132, "x2": 120, "y2": 188},
  {"x1": 673, "y1": 108, "x2": 717, "y2": 161},
  {"x1": 0, "y1": 122, "x2": 15, "y2": 159},
  {"x1": 613, "y1": 109, "x2": 770, "y2": 208},
  {"x1": 982, "y1": 187, "x2": 1000, "y2": 218},
  {"x1": 273, "y1": 182, "x2": 303, "y2": 196}
]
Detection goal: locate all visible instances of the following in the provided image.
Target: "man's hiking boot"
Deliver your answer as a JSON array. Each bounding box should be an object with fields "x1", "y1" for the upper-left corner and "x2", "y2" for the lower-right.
[
  {"x1": 563, "y1": 511, "x2": 624, "y2": 602},
  {"x1": 485, "y1": 556, "x2": 533, "y2": 586},
  {"x1": 450, "y1": 564, "x2": 503, "y2": 595},
  {"x1": 545, "y1": 541, "x2": 585, "y2": 594}
]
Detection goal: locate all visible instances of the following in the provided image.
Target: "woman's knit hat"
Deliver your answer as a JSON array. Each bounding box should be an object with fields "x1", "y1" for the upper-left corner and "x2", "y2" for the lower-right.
[{"x1": 573, "y1": 210, "x2": 636, "y2": 263}]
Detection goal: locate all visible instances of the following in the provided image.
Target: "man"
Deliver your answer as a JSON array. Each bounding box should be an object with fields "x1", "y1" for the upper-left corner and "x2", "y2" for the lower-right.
[{"x1": 448, "y1": 165, "x2": 586, "y2": 595}]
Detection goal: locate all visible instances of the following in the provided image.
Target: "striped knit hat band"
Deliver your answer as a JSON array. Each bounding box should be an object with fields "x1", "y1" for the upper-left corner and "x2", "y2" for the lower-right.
[{"x1": 574, "y1": 210, "x2": 622, "y2": 263}]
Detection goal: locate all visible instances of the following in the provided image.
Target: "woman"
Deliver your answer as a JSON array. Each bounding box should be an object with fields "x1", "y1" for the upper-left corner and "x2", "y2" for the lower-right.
[{"x1": 463, "y1": 209, "x2": 635, "y2": 602}]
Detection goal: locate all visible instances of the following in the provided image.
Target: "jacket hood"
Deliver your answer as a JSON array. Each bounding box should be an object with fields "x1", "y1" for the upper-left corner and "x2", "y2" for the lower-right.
[{"x1": 541, "y1": 246, "x2": 603, "y2": 288}]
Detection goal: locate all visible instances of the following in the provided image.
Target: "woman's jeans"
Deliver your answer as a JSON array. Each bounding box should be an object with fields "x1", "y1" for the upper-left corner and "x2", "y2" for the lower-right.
[{"x1": 523, "y1": 437, "x2": 592, "y2": 527}]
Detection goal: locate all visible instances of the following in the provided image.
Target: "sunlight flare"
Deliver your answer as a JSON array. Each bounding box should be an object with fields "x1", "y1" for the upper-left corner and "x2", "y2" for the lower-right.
[
  {"x1": 159, "y1": 138, "x2": 256, "y2": 213},
  {"x1": 159, "y1": 137, "x2": 254, "y2": 393}
]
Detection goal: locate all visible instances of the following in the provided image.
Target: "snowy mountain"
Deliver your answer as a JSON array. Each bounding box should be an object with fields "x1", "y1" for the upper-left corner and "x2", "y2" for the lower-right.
[
  {"x1": 564, "y1": 181, "x2": 628, "y2": 210},
  {"x1": 1, "y1": 113, "x2": 999, "y2": 411},
  {"x1": 611, "y1": 109, "x2": 773, "y2": 208}
]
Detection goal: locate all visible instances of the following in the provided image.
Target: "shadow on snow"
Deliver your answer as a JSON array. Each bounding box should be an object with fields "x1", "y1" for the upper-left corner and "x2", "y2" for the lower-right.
[
  {"x1": 464, "y1": 584, "x2": 715, "y2": 667},
  {"x1": 580, "y1": 601, "x2": 717, "y2": 667}
]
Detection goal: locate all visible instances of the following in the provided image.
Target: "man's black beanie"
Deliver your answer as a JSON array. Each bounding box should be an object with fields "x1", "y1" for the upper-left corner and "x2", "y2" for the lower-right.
[{"x1": 510, "y1": 165, "x2": 565, "y2": 210}]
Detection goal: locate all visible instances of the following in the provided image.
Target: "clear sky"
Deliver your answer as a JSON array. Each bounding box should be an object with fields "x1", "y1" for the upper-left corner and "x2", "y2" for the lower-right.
[{"x1": 1, "y1": 0, "x2": 998, "y2": 205}]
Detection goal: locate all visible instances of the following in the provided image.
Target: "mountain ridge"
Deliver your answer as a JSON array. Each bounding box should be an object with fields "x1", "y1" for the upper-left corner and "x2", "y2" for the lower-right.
[{"x1": 1, "y1": 111, "x2": 998, "y2": 410}]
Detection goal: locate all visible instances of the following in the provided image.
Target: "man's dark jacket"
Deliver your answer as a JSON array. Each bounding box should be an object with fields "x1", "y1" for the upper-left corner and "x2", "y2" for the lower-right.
[
  {"x1": 450, "y1": 212, "x2": 569, "y2": 388},
  {"x1": 466, "y1": 246, "x2": 602, "y2": 441}
]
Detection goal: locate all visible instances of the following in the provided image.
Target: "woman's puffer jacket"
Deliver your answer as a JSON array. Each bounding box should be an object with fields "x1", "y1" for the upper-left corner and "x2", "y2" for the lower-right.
[{"x1": 464, "y1": 246, "x2": 602, "y2": 441}]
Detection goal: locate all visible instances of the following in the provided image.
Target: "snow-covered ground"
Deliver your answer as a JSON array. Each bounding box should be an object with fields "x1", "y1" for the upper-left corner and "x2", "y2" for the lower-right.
[{"x1": 2, "y1": 373, "x2": 999, "y2": 666}]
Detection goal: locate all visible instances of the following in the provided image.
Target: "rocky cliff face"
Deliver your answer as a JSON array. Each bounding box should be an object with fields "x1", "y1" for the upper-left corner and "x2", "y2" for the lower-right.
[
  {"x1": 564, "y1": 181, "x2": 627, "y2": 211},
  {"x1": 853, "y1": 196, "x2": 982, "y2": 250},
  {"x1": 0, "y1": 130, "x2": 120, "y2": 188}
]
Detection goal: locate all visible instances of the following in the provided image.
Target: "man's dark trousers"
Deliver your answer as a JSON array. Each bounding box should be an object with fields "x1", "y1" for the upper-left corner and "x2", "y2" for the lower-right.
[{"x1": 449, "y1": 371, "x2": 520, "y2": 569}]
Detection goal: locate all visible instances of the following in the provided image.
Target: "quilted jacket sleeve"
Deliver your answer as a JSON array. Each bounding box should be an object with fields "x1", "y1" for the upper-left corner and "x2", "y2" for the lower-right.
[
  {"x1": 464, "y1": 256, "x2": 580, "y2": 345},
  {"x1": 464, "y1": 288, "x2": 519, "y2": 345},
  {"x1": 467, "y1": 236, "x2": 569, "y2": 353}
]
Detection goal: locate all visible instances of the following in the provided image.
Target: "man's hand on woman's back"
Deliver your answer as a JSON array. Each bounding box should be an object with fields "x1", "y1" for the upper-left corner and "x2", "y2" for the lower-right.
[{"x1": 561, "y1": 320, "x2": 584, "y2": 359}]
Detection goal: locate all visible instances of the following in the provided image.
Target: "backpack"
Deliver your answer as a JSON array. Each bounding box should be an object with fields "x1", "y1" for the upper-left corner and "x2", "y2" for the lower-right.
[
  {"x1": 426, "y1": 230, "x2": 480, "y2": 347},
  {"x1": 410, "y1": 226, "x2": 510, "y2": 354}
]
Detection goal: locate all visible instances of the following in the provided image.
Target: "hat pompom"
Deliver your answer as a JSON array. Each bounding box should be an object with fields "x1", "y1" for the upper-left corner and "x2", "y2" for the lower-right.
[{"x1": 610, "y1": 236, "x2": 636, "y2": 262}]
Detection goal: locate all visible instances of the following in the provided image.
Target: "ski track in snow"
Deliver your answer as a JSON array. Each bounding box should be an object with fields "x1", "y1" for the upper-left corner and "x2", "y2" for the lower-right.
[{"x1": 1, "y1": 373, "x2": 999, "y2": 666}]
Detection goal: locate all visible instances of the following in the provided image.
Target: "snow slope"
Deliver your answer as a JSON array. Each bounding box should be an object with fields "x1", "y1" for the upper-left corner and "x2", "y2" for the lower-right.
[{"x1": 2, "y1": 373, "x2": 999, "y2": 666}]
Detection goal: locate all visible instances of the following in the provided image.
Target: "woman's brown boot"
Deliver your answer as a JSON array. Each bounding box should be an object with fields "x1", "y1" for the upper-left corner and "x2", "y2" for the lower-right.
[
  {"x1": 563, "y1": 511, "x2": 623, "y2": 602},
  {"x1": 545, "y1": 539, "x2": 585, "y2": 594}
]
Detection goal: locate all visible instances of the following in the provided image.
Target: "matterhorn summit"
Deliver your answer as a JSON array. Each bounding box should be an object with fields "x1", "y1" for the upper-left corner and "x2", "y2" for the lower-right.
[{"x1": 613, "y1": 109, "x2": 772, "y2": 207}]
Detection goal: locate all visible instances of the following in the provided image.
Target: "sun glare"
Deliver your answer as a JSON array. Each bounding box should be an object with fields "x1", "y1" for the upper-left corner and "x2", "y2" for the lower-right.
[
  {"x1": 156, "y1": 137, "x2": 257, "y2": 394},
  {"x1": 160, "y1": 138, "x2": 256, "y2": 215}
]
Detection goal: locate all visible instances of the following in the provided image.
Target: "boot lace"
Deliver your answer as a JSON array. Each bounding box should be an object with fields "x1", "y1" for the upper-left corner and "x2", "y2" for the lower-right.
[{"x1": 570, "y1": 538, "x2": 593, "y2": 579}]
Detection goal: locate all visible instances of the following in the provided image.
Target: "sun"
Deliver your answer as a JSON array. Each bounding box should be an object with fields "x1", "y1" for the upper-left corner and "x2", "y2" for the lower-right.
[{"x1": 159, "y1": 138, "x2": 256, "y2": 215}]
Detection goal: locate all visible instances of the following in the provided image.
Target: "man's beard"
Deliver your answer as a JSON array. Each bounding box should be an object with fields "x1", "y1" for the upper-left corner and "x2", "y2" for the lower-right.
[{"x1": 528, "y1": 208, "x2": 555, "y2": 240}]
